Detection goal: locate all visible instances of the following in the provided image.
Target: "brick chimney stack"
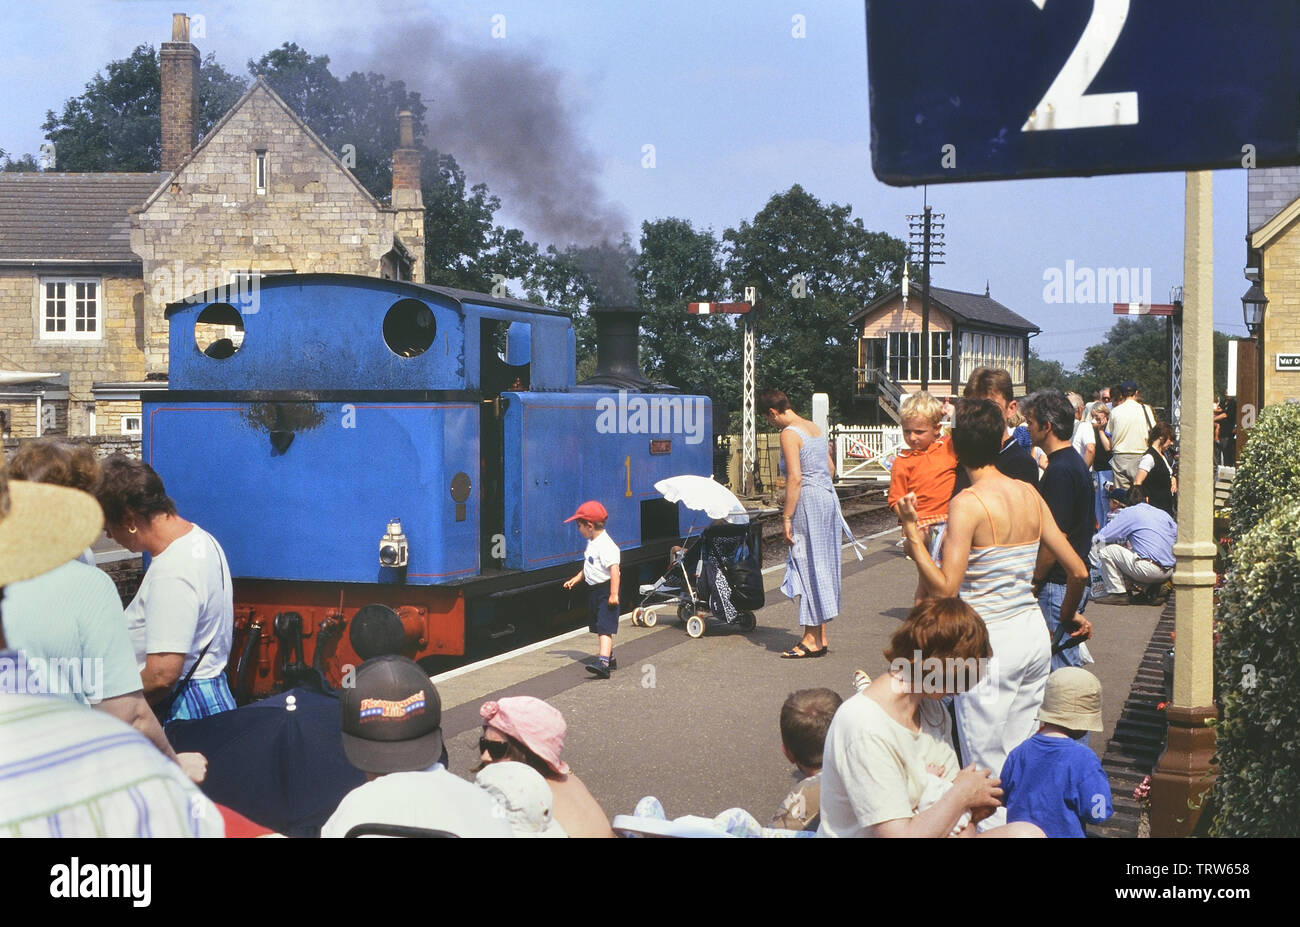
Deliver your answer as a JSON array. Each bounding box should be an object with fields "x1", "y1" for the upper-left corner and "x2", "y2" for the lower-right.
[
  {"x1": 390, "y1": 109, "x2": 425, "y2": 281},
  {"x1": 391, "y1": 109, "x2": 423, "y2": 209},
  {"x1": 161, "y1": 13, "x2": 200, "y2": 173}
]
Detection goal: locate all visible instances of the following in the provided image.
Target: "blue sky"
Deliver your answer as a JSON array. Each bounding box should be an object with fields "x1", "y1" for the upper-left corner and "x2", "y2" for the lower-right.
[{"x1": 0, "y1": 0, "x2": 1256, "y2": 366}]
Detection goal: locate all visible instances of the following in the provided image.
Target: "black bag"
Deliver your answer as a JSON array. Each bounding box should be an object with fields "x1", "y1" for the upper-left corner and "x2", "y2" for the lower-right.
[{"x1": 723, "y1": 559, "x2": 765, "y2": 610}]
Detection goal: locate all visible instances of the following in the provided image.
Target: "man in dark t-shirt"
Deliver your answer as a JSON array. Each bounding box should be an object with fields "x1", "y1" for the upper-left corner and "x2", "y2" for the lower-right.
[{"x1": 1022, "y1": 390, "x2": 1095, "y2": 671}]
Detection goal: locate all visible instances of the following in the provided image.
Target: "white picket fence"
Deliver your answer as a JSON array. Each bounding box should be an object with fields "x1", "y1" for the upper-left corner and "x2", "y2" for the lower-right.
[{"x1": 832, "y1": 425, "x2": 904, "y2": 481}]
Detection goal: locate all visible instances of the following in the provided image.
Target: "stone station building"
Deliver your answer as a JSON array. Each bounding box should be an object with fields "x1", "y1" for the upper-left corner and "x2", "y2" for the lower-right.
[{"x1": 0, "y1": 13, "x2": 425, "y2": 438}]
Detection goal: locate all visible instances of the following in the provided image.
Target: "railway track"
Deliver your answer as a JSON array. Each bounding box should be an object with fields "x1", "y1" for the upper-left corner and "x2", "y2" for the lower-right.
[{"x1": 748, "y1": 479, "x2": 897, "y2": 568}]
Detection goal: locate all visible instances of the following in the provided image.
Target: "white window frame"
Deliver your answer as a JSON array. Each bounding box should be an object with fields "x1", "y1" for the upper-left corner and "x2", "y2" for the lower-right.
[
  {"x1": 254, "y1": 150, "x2": 267, "y2": 195},
  {"x1": 40, "y1": 278, "x2": 102, "y2": 340},
  {"x1": 121, "y1": 414, "x2": 143, "y2": 436},
  {"x1": 929, "y1": 331, "x2": 952, "y2": 384},
  {"x1": 888, "y1": 331, "x2": 921, "y2": 382}
]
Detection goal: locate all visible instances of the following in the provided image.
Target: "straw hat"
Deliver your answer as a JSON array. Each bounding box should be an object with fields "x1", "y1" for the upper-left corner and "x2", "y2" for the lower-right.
[
  {"x1": 1037, "y1": 667, "x2": 1104, "y2": 733},
  {"x1": 0, "y1": 470, "x2": 104, "y2": 588}
]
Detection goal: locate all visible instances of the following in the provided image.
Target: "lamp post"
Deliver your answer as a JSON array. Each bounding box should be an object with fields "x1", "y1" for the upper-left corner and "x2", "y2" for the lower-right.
[
  {"x1": 1241, "y1": 282, "x2": 1267, "y2": 336},
  {"x1": 1239, "y1": 282, "x2": 1267, "y2": 458}
]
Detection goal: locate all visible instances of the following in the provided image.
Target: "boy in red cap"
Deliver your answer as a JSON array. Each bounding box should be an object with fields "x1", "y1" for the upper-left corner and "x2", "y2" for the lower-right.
[{"x1": 562, "y1": 501, "x2": 621, "y2": 678}]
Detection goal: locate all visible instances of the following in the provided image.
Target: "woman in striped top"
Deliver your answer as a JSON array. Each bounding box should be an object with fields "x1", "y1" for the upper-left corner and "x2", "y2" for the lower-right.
[{"x1": 896, "y1": 399, "x2": 1089, "y2": 829}]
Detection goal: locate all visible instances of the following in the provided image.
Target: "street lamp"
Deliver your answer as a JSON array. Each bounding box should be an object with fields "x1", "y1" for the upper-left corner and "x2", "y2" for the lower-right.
[
  {"x1": 1241, "y1": 282, "x2": 1267, "y2": 336},
  {"x1": 1240, "y1": 282, "x2": 1268, "y2": 452}
]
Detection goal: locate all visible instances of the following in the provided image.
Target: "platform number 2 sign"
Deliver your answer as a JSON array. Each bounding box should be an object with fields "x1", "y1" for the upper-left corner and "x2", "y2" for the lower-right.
[{"x1": 1022, "y1": 0, "x2": 1138, "y2": 132}]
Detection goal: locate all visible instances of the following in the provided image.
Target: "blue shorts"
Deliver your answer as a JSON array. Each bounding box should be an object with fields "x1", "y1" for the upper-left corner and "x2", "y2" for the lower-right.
[
  {"x1": 164, "y1": 674, "x2": 237, "y2": 725},
  {"x1": 587, "y1": 581, "x2": 620, "y2": 636}
]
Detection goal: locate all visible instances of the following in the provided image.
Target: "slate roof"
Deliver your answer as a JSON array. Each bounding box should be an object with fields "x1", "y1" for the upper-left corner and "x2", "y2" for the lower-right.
[
  {"x1": 928, "y1": 285, "x2": 1039, "y2": 332},
  {"x1": 0, "y1": 172, "x2": 166, "y2": 263},
  {"x1": 849, "y1": 284, "x2": 1039, "y2": 333}
]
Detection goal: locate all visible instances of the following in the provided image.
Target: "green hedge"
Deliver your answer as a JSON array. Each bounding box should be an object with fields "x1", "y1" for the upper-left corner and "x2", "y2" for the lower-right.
[
  {"x1": 1210, "y1": 497, "x2": 1300, "y2": 837},
  {"x1": 1228, "y1": 403, "x2": 1300, "y2": 542}
]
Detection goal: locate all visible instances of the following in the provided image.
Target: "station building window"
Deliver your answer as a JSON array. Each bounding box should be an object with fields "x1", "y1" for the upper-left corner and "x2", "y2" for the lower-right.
[{"x1": 41, "y1": 279, "x2": 100, "y2": 339}]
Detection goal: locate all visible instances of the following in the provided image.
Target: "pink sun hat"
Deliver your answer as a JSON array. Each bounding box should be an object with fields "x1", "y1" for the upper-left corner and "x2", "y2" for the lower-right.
[{"x1": 480, "y1": 696, "x2": 571, "y2": 775}]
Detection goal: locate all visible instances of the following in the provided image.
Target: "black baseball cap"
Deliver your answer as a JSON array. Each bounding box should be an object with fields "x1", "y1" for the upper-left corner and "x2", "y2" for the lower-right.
[{"x1": 340, "y1": 655, "x2": 444, "y2": 774}]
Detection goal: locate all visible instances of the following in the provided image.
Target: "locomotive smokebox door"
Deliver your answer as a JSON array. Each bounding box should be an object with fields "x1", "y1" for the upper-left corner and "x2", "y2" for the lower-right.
[{"x1": 450, "y1": 471, "x2": 472, "y2": 522}]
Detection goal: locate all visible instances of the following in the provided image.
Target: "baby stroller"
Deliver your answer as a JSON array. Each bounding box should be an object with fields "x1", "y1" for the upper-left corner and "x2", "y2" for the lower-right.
[{"x1": 632, "y1": 521, "x2": 765, "y2": 639}]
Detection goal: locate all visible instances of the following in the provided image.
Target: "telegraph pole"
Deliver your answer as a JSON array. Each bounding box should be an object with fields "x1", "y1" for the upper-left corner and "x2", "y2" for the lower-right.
[{"x1": 907, "y1": 203, "x2": 945, "y2": 393}]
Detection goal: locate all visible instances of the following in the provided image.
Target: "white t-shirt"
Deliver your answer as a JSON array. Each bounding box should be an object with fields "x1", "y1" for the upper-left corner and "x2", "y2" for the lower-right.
[
  {"x1": 1138, "y1": 451, "x2": 1170, "y2": 475},
  {"x1": 321, "y1": 767, "x2": 515, "y2": 838},
  {"x1": 818, "y1": 692, "x2": 959, "y2": 838},
  {"x1": 126, "y1": 524, "x2": 232, "y2": 680},
  {"x1": 1071, "y1": 420, "x2": 1096, "y2": 468},
  {"x1": 583, "y1": 530, "x2": 621, "y2": 585}
]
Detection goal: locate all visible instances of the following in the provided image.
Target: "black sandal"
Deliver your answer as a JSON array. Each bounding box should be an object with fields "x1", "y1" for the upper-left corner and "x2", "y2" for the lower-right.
[{"x1": 781, "y1": 642, "x2": 826, "y2": 659}]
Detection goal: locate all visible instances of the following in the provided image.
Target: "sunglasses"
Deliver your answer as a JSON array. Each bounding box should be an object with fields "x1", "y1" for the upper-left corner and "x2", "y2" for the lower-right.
[{"x1": 479, "y1": 736, "x2": 510, "y2": 760}]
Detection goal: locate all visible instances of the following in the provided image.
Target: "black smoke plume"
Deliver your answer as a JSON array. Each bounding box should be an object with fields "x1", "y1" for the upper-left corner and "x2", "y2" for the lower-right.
[{"x1": 352, "y1": 14, "x2": 628, "y2": 246}]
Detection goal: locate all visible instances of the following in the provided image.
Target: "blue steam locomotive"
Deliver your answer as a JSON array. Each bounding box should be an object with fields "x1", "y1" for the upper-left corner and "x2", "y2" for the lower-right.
[{"x1": 145, "y1": 273, "x2": 712, "y2": 697}]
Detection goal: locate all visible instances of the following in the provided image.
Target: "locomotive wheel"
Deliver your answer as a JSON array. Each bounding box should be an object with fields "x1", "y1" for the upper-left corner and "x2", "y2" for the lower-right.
[
  {"x1": 641, "y1": 609, "x2": 657, "y2": 628},
  {"x1": 737, "y1": 611, "x2": 757, "y2": 632},
  {"x1": 685, "y1": 615, "x2": 706, "y2": 639},
  {"x1": 677, "y1": 603, "x2": 694, "y2": 625}
]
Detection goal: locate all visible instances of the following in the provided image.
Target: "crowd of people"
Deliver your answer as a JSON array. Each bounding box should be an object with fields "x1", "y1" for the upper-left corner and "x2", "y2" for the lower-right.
[
  {"x1": 791, "y1": 366, "x2": 1180, "y2": 837},
  {"x1": 1, "y1": 363, "x2": 1179, "y2": 838}
]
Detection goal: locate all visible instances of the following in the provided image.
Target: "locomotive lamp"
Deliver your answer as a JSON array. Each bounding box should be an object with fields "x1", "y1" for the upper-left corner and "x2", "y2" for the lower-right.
[{"x1": 379, "y1": 519, "x2": 409, "y2": 568}]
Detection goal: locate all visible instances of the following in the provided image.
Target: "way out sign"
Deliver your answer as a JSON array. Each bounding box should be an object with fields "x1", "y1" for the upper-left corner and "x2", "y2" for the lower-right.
[{"x1": 865, "y1": 0, "x2": 1300, "y2": 185}]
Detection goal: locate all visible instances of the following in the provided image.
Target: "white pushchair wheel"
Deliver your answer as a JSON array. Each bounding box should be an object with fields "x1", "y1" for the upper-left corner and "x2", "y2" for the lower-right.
[
  {"x1": 641, "y1": 609, "x2": 657, "y2": 628},
  {"x1": 685, "y1": 615, "x2": 706, "y2": 639},
  {"x1": 631, "y1": 608, "x2": 645, "y2": 627}
]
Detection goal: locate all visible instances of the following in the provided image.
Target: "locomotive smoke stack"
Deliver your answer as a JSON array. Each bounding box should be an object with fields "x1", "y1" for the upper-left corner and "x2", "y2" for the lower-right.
[{"x1": 582, "y1": 306, "x2": 653, "y2": 392}]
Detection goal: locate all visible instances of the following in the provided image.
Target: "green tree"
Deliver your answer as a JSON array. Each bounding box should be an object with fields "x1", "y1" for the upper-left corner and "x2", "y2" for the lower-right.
[
  {"x1": 421, "y1": 152, "x2": 538, "y2": 292},
  {"x1": 724, "y1": 185, "x2": 905, "y2": 422},
  {"x1": 1, "y1": 150, "x2": 40, "y2": 171},
  {"x1": 200, "y1": 55, "x2": 249, "y2": 138},
  {"x1": 248, "y1": 44, "x2": 344, "y2": 143},
  {"x1": 334, "y1": 70, "x2": 426, "y2": 200},
  {"x1": 1075, "y1": 318, "x2": 1235, "y2": 416},
  {"x1": 1075, "y1": 317, "x2": 1171, "y2": 411},
  {"x1": 41, "y1": 47, "x2": 247, "y2": 171},
  {"x1": 633, "y1": 218, "x2": 735, "y2": 403},
  {"x1": 1027, "y1": 347, "x2": 1079, "y2": 394},
  {"x1": 522, "y1": 241, "x2": 642, "y2": 378}
]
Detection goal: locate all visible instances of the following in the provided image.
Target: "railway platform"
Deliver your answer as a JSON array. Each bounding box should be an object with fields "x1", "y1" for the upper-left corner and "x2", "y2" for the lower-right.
[{"x1": 430, "y1": 526, "x2": 1167, "y2": 831}]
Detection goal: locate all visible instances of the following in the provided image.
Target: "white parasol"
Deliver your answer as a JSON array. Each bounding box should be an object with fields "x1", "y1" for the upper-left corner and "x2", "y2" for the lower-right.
[{"x1": 653, "y1": 474, "x2": 749, "y2": 524}]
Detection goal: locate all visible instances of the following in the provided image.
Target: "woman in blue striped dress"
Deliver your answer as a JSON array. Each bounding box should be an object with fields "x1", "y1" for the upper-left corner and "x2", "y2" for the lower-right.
[{"x1": 762, "y1": 389, "x2": 842, "y2": 659}]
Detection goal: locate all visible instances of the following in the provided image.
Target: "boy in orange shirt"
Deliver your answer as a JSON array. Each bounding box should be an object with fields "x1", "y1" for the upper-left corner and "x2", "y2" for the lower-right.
[{"x1": 889, "y1": 392, "x2": 958, "y2": 604}]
